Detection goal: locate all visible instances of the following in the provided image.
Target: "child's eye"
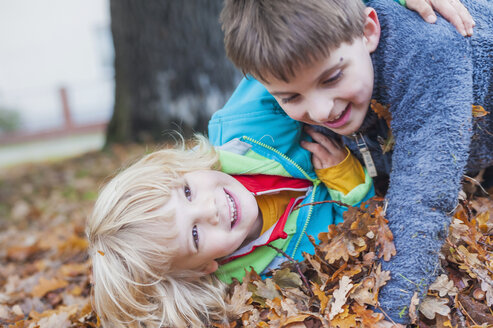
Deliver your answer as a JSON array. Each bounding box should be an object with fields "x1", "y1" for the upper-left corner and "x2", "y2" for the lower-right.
[
  {"x1": 192, "y1": 225, "x2": 199, "y2": 250},
  {"x1": 184, "y1": 185, "x2": 192, "y2": 201},
  {"x1": 281, "y1": 94, "x2": 299, "y2": 104},
  {"x1": 322, "y1": 70, "x2": 342, "y2": 85}
]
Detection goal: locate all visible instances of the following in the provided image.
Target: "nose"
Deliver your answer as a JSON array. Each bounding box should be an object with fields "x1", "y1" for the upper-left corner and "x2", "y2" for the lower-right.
[
  {"x1": 195, "y1": 194, "x2": 219, "y2": 225},
  {"x1": 308, "y1": 94, "x2": 335, "y2": 123}
]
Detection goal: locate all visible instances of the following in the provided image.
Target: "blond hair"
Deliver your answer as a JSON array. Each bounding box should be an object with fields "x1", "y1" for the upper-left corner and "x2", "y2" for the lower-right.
[
  {"x1": 86, "y1": 135, "x2": 233, "y2": 327},
  {"x1": 221, "y1": 0, "x2": 367, "y2": 82}
]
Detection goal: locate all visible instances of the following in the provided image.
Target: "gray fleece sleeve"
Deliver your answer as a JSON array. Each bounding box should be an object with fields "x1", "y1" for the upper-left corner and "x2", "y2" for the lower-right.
[{"x1": 368, "y1": 0, "x2": 474, "y2": 323}]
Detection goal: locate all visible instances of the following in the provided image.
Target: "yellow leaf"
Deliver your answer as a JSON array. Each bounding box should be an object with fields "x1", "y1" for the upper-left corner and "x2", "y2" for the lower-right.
[
  {"x1": 472, "y1": 105, "x2": 489, "y2": 117},
  {"x1": 312, "y1": 282, "x2": 330, "y2": 314},
  {"x1": 280, "y1": 314, "x2": 311, "y2": 327},
  {"x1": 330, "y1": 305, "x2": 357, "y2": 328}
]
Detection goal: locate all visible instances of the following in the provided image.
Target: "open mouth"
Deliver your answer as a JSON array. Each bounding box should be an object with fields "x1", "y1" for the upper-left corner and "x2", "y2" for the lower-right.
[
  {"x1": 225, "y1": 190, "x2": 238, "y2": 228},
  {"x1": 323, "y1": 104, "x2": 351, "y2": 129}
]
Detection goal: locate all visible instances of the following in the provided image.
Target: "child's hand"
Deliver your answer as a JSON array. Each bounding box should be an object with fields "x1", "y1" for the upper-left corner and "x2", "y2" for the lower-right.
[
  {"x1": 406, "y1": 0, "x2": 475, "y2": 36},
  {"x1": 301, "y1": 126, "x2": 347, "y2": 170}
]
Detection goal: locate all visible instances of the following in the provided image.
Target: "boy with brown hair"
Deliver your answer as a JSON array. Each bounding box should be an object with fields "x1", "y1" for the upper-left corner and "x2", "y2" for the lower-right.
[{"x1": 219, "y1": 0, "x2": 493, "y2": 323}]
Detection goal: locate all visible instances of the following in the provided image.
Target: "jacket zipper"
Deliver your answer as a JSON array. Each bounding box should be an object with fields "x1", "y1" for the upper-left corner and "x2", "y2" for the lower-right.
[{"x1": 240, "y1": 135, "x2": 319, "y2": 259}]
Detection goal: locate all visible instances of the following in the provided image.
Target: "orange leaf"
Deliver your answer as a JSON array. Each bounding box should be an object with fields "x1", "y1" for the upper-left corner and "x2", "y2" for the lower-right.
[
  {"x1": 351, "y1": 303, "x2": 384, "y2": 327},
  {"x1": 312, "y1": 282, "x2": 330, "y2": 314},
  {"x1": 373, "y1": 207, "x2": 396, "y2": 261},
  {"x1": 330, "y1": 305, "x2": 357, "y2": 328},
  {"x1": 280, "y1": 314, "x2": 311, "y2": 327},
  {"x1": 472, "y1": 105, "x2": 489, "y2": 117},
  {"x1": 31, "y1": 277, "x2": 68, "y2": 298}
]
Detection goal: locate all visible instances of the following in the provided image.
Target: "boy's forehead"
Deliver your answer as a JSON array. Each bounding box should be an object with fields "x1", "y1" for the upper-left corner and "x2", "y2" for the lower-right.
[{"x1": 260, "y1": 45, "x2": 348, "y2": 85}]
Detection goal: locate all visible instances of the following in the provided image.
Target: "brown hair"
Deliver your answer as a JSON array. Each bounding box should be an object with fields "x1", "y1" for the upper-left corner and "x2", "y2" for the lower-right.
[{"x1": 221, "y1": 0, "x2": 367, "y2": 82}]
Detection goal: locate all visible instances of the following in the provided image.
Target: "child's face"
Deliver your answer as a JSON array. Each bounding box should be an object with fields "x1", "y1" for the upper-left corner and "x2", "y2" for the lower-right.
[
  {"x1": 159, "y1": 170, "x2": 262, "y2": 274},
  {"x1": 263, "y1": 8, "x2": 380, "y2": 136}
]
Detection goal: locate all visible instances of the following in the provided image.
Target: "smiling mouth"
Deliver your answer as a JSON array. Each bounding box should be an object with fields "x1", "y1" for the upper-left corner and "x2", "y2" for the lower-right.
[
  {"x1": 323, "y1": 104, "x2": 351, "y2": 128},
  {"x1": 225, "y1": 191, "x2": 238, "y2": 228}
]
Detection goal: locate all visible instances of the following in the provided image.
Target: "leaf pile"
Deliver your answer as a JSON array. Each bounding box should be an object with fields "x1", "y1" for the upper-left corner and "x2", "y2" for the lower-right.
[
  {"x1": 220, "y1": 195, "x2": 493, "y2": 328},
  {"x1": 0, "y1": 144, "x2": 149, "y2": 327},
  {"x1": 0, "y1": 145, "x2": 492, "y2": 327}
]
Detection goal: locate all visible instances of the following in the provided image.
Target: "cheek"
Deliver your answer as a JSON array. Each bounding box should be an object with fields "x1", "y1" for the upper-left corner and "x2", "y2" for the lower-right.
[{"x1": 282, "y1": 105, "x2": 307, "y2": 123}]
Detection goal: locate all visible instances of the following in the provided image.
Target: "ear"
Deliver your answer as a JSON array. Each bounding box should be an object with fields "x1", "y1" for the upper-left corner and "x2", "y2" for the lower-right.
[
  {"x1": 201, "y1": 261, "x2": 219, "y2": 275},
  {"x1": 363, "y1": 7, "x2": 381, "y2": 53}
]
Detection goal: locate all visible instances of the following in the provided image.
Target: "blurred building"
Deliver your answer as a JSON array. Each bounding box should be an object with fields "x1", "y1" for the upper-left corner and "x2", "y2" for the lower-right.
[{"x1": 0, "y1": 0, "x2": 113, "y2": 135}]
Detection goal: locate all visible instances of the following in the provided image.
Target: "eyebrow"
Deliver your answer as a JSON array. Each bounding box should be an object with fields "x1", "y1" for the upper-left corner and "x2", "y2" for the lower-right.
[{"x1": 270, "y1": 57, "x2": 344, "y2": 97}]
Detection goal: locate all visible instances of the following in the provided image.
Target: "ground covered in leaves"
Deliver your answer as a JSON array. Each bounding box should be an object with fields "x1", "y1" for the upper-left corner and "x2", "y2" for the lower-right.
[{"x1": 0, "y1": 145, "x2": 492, "y2": 327}]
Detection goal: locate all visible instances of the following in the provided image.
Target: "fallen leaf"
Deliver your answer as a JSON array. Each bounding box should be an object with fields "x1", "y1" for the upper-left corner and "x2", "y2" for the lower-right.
[
  {"x1": 472, "y1": 105, "x2": 489, "y2": 117},
  {"x1": 429, "y1": 274, "x2": 458, "y2": 297},
  {"x1": 273, "y1": 268, "x2": 302, "y2": 289},
  {"x1": 328, "y1": 276, "x2": 353, "y2": 320},
  {"x1": 408, "y1": 292, "x2": 420, "y2": 324},
  {"x1": 419, "y1": 297, "x2": 450, "y2": 320},
  {"x1": 31, "y1": 277, "x2": 68, "y2": 298}
]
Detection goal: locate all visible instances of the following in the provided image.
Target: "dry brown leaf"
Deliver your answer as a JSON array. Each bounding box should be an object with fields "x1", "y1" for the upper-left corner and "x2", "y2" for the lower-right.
[
  {"x1": 312, "y1": 282, "x2": 330, "y2": 314},
  {"x1": 350, "y1": 277, "x2": 377, "y2": 306},
  {"x1": 418, "y1": 297, "x2": 450, "y2": 320},
  {"x1": 31, "y1": 277, "x2": 68, "y2": 298},
  {"x1": 330, "y1": 305, "x2": 357, "y2": 328},
  {"x1": 351, "y1": 303, "x2": 384, "y2": 327},
  {"x1": 408, "y1": 292, "x2": 420, "y2": 324},
  {"x1": 372, "y1": 207, "x2": 396, "y2": 261},
  {"x1": 429, "y1": 274, "x2": 458, "y2": 297},
  {"x1": 328, "y1": 276, "x2": 353, "y2": 320}
]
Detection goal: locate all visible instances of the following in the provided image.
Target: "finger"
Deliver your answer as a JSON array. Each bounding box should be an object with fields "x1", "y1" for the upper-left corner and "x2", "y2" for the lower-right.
[
  {"x1": 430, "y1": 0, "x2": 467, "y2": 36},
  {"x1": 301, "y1": 140, "x2": 331, "y2": 158},
  {"x1": 304, "y1": 127, "x2": 341, "y2": 153},
  {"x1": 406, "y1": 0, "x2": 437, "y2": 24},
  {"x1": 449, "y1": 0, "x2": 475, "y2": 35},
  {"x1": 312, "y1": 156, "x2": 323, "y2": 170}
]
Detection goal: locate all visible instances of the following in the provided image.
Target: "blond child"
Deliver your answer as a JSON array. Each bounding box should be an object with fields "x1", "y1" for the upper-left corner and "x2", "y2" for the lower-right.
[{"x1": 87, "y1": 105, "x2": 373, "y2": 327}]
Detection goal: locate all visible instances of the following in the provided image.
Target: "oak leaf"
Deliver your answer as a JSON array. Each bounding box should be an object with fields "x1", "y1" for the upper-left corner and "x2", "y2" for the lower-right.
[
  {"x1": 429, "y1": 274, "x2": 458, "y2": 297},
  {"x1": 418, "y1": 297, "x2": 450, "y2": 320},
  {"x1": 330, "y1": 305, "x2": 357, "y2": 328},
  {"x1": 351, "y1": 303, "x2": 384, "y2": 327},
  {"x1": 328, "y1": 276, "x2": 353, "y2": 320},
  {"x1": 372, "y1": 206, "x2": 396, "y2": 261}
]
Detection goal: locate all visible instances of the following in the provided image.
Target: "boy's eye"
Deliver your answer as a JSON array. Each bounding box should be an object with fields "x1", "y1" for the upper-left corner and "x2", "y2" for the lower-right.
[
  {"x1": 322, "y1": 70, "x2": 342, "y2": 85},
  {"x1": 192, "y1": 225, "x2": 199, "y2": 250},
  {"x1": 281, "y1": 94, "x2": 299, "y2": 104},
  {"x1": 184, "y1": 185, "x2": 192, "y2": 201}
]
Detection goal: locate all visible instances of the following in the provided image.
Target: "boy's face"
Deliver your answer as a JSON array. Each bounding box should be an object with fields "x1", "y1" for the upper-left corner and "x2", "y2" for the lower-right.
[
  {"x1": 263, "y1": 8, "x2": 380, "y2": 136},
  {"x1": 159, "y1": 169, "x2": 262, "y2": 274}
]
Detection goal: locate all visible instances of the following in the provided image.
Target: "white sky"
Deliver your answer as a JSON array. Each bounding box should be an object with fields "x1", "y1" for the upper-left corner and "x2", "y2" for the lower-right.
[{"x1": 0, "y1": 0, "x2": 114, "y2": 132}]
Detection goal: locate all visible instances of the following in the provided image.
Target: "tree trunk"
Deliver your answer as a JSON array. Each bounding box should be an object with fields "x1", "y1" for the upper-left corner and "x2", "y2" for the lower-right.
[{"x1": 106, "y1": 0, "x2": 240, "y2": 145}]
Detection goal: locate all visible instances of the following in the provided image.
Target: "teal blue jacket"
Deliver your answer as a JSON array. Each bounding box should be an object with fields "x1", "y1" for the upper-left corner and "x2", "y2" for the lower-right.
[{"x1": 208, "y1": 79, "x2": 374, "y2": 283}]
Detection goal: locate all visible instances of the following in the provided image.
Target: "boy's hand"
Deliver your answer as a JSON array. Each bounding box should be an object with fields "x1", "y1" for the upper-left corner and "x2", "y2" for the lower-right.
[
  {"x1": 406, "y1": 0, "x2": 475, "y2": 36},
  {"x1": 301, "y1": 126, "x2": 347, "y2": 170}
]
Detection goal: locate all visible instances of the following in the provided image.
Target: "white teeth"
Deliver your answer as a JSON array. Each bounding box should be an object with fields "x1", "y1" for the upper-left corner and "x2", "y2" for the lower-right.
[{"x1": 226, "y1": 193, "x2": 237, "y2": 224}]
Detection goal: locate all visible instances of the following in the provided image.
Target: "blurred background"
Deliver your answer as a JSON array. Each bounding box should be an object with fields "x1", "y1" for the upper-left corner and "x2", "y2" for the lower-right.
[{"x1": 0, "y1": 0, "x2": 241, "y2": 167}]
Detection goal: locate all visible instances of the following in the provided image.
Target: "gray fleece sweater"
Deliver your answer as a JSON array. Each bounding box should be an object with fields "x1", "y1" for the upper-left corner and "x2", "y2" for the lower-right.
[{"x1": 339, "y1": 0, "x2": 493, "y2": 323}]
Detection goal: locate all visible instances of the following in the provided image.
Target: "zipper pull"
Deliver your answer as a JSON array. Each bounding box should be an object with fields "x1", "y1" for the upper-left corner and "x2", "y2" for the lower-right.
[{"x1": 354, "y1": 133, "x2": 378, "y2": 177}]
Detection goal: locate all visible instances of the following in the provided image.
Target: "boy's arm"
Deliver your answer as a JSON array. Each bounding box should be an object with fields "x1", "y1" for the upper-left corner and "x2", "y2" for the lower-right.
[
  {"x1": 369, "y1": 0, "x2": 474, "y2": 323},
  {"x1": 363, "y1": 0, "x2": 475, "y2": 36}
]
